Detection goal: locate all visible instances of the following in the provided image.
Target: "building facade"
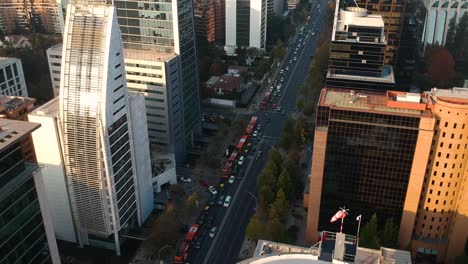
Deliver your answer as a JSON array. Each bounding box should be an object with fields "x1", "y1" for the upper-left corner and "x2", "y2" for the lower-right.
[
  {"x1": 114, "y1": 0, "x2": 201, "y2": 160},
  {"x1": 401, "y1": 87, "x2": 468, "y2": 264},
  {"x1": 0, "y1": 95, "x2": 37, "y2": 161},
  {"x1": 422, "y1": 0, "x2": 468, "y2": 47},
  {"x1": 194, "y1": 0, "x2": 225, "y2": 44},
  {"x1": 123, "y1": 49, "x2": 185, "y2": 157},
  {"x1": 29, "y1": 0, "x2": 153, "y2": 254},
  {"x1": 0, "y1": 118, "x2": 60, "y2": 264},
  {"x1": 225, "y1": 0, "x2": 268, "y2": 54},
  {"x1": 354, "y1": 0, "x2": 406, "y2": 67},
  {"x1": 46, "y1": 44, "x2": 62, "y2": 98},
  {"x1": 0, "y1": 0, "x2": 63, "y2": 34},
  {"x1": 306, "y1": 87, "x2": 468, "y2": 263},
  {"x1": 326, "y1": 7, "x2": 395, "y2": 90},
  {"x1": 0, "y1": 57, "x2": 28, "y2": 97},
  {"x1": 305, "y1": 88, "x2": 434, "y2": 243}
]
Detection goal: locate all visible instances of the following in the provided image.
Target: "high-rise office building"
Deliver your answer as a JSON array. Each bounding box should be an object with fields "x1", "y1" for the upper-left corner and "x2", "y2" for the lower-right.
[
  {"x1": 0, "y1": 0, "x2": 64, "y2": 34},
  {"x1": 113, "y1": 0, "x2": 201, "y2": 160},
  {"x1": 29, "y1": 0, "x2": 153, "y2": 254},
  {"x1": 194, "y1": 0, "x2": 225, "y2": 44},
  {"x1": 225, "y1": 0, "x2": 268, "y2": 54},
  {"x1": 0, "y1": 57, "x2": 28, "y2": 97},
  {"x1": 422, "y1": 0, "x2": 468, "y2": 47},
  {"x1": 0, "y1": 118, "x2": 60, "y2": 264},
  {"x1": 354, "y1": 0, "x2": 406, "y2": 67},
  {"x1": 305, "y1": 88, "x2": 434, "y2": 243},
  {"x1": 306, "y1": 87, "x2": 468, "y2": 263},
  {"x1": 400, "y1": 87, "x2": 468, "y2": 264},
  {"x1": 46, "y1": 44, "x2": 63, "y2": 98},
  {"x1": 325, "y1": 7, "x2": 395, "y2": 90}
]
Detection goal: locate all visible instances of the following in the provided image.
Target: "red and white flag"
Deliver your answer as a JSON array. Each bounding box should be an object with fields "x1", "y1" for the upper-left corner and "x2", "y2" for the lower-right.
[{"x1": 330, "y1": 209, "x2": 348, "y2": 223}]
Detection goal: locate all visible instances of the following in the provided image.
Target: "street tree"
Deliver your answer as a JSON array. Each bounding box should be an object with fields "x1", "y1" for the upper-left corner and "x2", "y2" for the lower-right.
[
  {"x1": 145, "y1": 211, "x2": 178, "y2": 254},
  {"x1": 380, "y1": 218, "x2": 398, "y2": 248},
  {"x1": 454, "y1": 12, "x2": 468, "y2": 58},
  {"x1": 272, "y1": 40, "x2": 286, "y2": 61},
  {"x1": 254, "y1": 58, "x2": 271, "y2": 79},
  {"x1": 269, "y1": 189, "x2": 289, "y2": 221},
  {"x1": 259, "y1": 185, "x2": 275, "y2": 209},
  {"x1": 278, "y1": 168, "x2": 295, "y2": 200},
  {"x1": 445, "y1": 16, "x2": 456, "y2": 54},
  {"x1": 209, "y1": 62, "x2": 225, "y2": 76},
  {"x1": 267, "y1": 217, "x2": 288, "y2": 242},
  {"x1": 359, "y1": 214, "x2": 381, "y2": 249},
  {"x1": 425, "y1": 46, "x2": 456, "y2": 88},
  {"x1": 246, "y1": 214, "x2": 265, "y2": 240},
  {"x1": 268, "y1": 149, "x2": 283, "y2": 169}
]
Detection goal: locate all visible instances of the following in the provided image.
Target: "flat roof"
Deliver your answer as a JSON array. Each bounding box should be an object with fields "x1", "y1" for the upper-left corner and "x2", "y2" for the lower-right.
[
  {"x1": 0, "y1": 57, "x2": 20, "y2": 68},
  {"x1": 238, "y1": 254, "x2": 329, "y2": 264},
  {"x1": 29, "y1": 97, "x2": 60, "y2": 117},
  {"x1": 432, "y1": 87, "x2": 468, "y2": 104},
  {"x1": 0, "y1": 95, "x2": 35, "y2": 113},
  {"x1": 327, "y1": 65, "x2": 395, "y2": 84},
  {"x1": 124, "y1": 49, "x2": 177, "y2": 62},
  {"x1": 320, "y1": 88, "x2": 431, "y2": 117},
  {"x1": 0, "y1": 118, "x2": 40, "y2": 150}
]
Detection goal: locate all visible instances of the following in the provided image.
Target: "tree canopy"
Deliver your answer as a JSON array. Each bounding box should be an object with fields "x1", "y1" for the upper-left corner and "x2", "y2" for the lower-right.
[{"x1": 359, "y1": 214, "x2": 381, "y2": 249}]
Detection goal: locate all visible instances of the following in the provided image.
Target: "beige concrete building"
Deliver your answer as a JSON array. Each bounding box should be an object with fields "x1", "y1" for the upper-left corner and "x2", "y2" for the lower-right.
[{"x1": 305, "y1": 87, "x2": 468, "y2": 263}]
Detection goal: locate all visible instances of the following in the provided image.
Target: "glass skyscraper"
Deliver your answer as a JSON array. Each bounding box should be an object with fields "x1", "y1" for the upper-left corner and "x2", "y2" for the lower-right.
[{"x1": 114, "y1": 0, "x2": 201, "y2": 154}]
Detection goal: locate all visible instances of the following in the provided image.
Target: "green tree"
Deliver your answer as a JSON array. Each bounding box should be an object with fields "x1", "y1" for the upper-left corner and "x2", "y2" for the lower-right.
[
  {"x1": 259, "y1": 170, "x2": 277, "y2": 187},
  {"x1": 269, "y1": 189, "x2": 289, "y2": 221},
  {"x1": 303, "y1": 102, "x2": 315, "y2": 116},
  {"x1": 278, "y1": 169, "x2": 294, "y2": 200},
  {"x1": 246, "y1": 214, "x2": 265, "y2": 240},
  {"x1": 254, "y1": 58, "x2": 271, "y2": 79},
  {"x1": 445, "y1": 16, "x2": 456, "y2": 54},
  {"x1": 233, "y1": 118, "x2": 247, "y2": 134},
  {"x1": 359, "y1": 214, "x2": 381, "y2": 249},
  {"x1": 268, "y1": 149, "x2": 283, "y2": 168},
  {"x1": 297, "y1": 98, "x2": 305, "y2": 111},
  {"x1": 454, "y1": 12, "x2": 468, "y2": 58},
  {"x1": 258, "y1": 185, "x2": 275, "y2": 209},
  {"x1": 380, "y1": 218, "x2": 398, "y2": 248},
  {"x1": 267, "y1": 217, "x2": 288, "y2": 242},
  {"x1": 271, "y1": 39, "x2": 286, "y2": 61},
  {"x1": 145, "y1": 211, "x2": 178, "y2": 253}
]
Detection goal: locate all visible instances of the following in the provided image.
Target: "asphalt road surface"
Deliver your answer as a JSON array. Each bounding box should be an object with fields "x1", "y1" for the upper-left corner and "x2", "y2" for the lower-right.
[{"x1": 186, "y1": 2, "x2": 329, "y2": 263}]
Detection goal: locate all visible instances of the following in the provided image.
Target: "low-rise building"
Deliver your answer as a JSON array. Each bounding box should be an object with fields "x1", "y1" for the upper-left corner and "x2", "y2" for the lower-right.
[
  {"x1": 0, "y1": 57, "x2": 28, "y2": 97},
  {"x1": 205, "y1": 74, "x2": 246, "y2": 97}
]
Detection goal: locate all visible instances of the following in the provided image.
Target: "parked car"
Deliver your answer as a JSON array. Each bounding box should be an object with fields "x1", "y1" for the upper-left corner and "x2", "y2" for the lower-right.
[
  {"x1": 203, "y1": 205, "x2": 210, "y2": 214},
  {"x1": 194, "y1": 239, "x2": 202, "y2": 249},
  {"x1": 208, "y1": 186, "x2": 217, "y2": 195},
  {"x1": 253, "y1": 130, "x2": 258, "y2": 138},
  {"x1": 180, "y1": 177, "x2": 191, "y2": 183},
  {"x1": 238, "y1": 156, "x2": 245, "y2": 166},
  {"x1": 229, "y1": 176, "x2": 235, "y2": 184},
  {"x1": 209, "y1": 227, "x2": 217, "y2": 238},
  {"x1": 219, "y1": 183, "x2": 225, "y2": 192}
]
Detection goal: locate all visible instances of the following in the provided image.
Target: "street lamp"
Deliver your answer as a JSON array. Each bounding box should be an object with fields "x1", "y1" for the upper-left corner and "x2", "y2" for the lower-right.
[{"x1": 158, "y1": 244, "x2": 171, "y2": 264}]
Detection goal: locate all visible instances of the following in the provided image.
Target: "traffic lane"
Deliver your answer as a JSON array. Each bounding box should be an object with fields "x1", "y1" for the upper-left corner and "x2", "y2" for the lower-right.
[{"x1": 205, "y1": 141, "x2": 271, "y2": 264}]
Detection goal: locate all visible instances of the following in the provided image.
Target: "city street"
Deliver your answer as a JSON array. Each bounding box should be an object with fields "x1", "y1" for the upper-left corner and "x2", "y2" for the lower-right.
[{"x1": 185, "y1": 2, "x2": 329, "y2": 263}]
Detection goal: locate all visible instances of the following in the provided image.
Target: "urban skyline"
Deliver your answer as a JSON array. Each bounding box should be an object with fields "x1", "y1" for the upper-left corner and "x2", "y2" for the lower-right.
[{"x1": 0, "y1": 0, "x2": 467, "y2": 263}]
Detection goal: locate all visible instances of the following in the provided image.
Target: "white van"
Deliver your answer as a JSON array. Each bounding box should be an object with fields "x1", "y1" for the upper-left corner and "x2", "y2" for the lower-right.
[{"x1": 223, "y1": 196, "x2": 232, "y2": 207}]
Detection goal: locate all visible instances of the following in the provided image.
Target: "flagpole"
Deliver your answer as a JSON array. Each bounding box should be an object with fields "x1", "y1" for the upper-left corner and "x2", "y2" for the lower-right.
[
  {"x1": 356, "y1": 215, "x2": 362, "y2": 246},
  {"x1": 340, "y1": 215, "x2": 344, "y2": 233}
]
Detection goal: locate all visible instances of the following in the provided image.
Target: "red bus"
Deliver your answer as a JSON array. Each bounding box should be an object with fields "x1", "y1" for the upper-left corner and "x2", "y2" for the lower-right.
[
  {"x1": 245, "y1": 116, "x2": 257, "y2": 134},
  {"x1": 228, "y1": 150, "x2": 238, "y2": 162},
  {"x1": 174, "y1": 224, "x2": 200, "y2": 263},
  {"x1": 236, "y1": 135, "x2": 249, "y2": 150},
  {"x1": 221, "y1": 162, "x2": 233, "y2": 178}
]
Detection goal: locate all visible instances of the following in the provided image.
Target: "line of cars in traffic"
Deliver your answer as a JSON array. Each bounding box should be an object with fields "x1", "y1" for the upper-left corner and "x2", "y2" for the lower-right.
[{"x1": 176, "y1": 116, "x2": 263, "y2": 263}]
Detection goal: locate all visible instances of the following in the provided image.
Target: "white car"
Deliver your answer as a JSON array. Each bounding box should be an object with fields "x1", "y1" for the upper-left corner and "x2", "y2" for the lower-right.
[
  {"x1": 257, "y1": 124, "x2": 261, "y2": 130},
  {"x1": 312, "y1": 32, "x2": 315, "y2": 36},
  {"x1": 229, "y1": 176, "x2": 235, "y2": 184},
  {"x1": 277, "y1": 107, "x2": 282, "y2": 112},
  {"x1": 209, "y1": 227, "x2": 217, "y2": 238},
  {"x1": 238, "y1": 156, "x2": 245, "y2": 166},
  {"x1": 180, "y1": 177, "x2": 191, "y2": 183},
  {"x1": 253, "y1": 131, "x2": 258, "y2": 138},
  {"x1": 223, "y1": 196, "x2": 232, "y2": 207},
  {"x1": 286, "y1": 66, "x2": 289, "y2": 71},
  {"x1": 293, "y1": 56, "x2": 297, "y2": 61},
  {"x1": 208, "y1": 186, "x2": 217, "y2": 195}
]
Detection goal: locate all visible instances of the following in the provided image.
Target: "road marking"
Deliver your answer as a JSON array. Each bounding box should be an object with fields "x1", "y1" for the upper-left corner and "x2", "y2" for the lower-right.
[{"x1": 202, "y1": 140, "x2": 265, "y2": 264}]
